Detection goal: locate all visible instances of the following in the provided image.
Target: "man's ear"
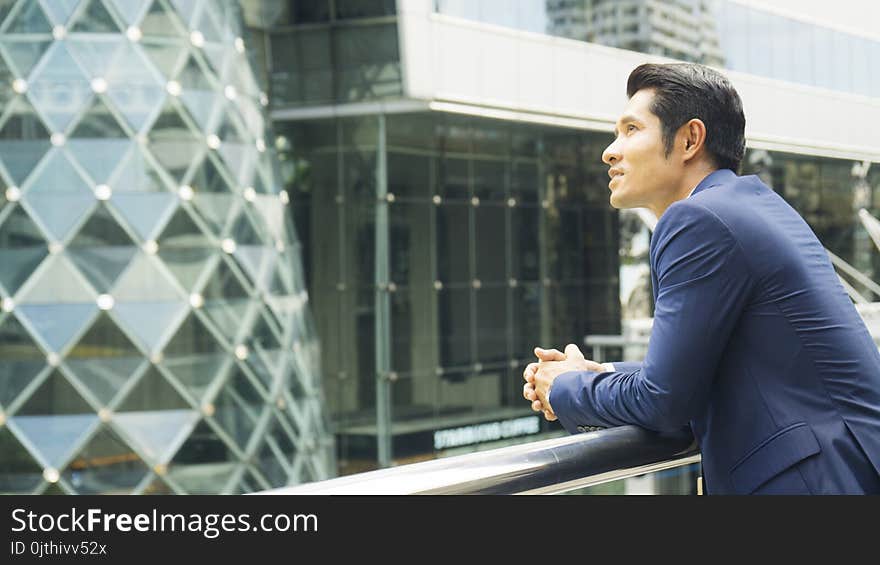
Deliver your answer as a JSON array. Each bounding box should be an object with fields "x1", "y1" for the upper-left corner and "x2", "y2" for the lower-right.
[{"x1": 680, "y1": 118, "x2": 707, "y2": 163}]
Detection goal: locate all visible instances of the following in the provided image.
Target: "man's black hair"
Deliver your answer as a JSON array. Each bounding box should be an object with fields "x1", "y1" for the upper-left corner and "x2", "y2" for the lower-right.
[{"x1": 626, "y1": 63, "x2": 746, "y2": 172}]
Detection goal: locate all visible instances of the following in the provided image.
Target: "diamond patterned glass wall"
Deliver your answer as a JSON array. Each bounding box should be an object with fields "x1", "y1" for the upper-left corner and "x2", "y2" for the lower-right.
[{"x1": 0, "y1": 0, "x2": 333, "y2": 494}]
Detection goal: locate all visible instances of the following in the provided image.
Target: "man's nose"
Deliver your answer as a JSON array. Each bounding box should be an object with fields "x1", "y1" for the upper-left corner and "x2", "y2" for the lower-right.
[{"x1": 602, "y1": 139, "x2": 621, "y2": 166}]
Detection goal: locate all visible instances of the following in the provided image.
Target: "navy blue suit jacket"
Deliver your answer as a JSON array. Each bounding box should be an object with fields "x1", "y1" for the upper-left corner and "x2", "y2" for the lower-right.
[{"x1": 550, "y1": 169, "x2": 880, "y2": 494}]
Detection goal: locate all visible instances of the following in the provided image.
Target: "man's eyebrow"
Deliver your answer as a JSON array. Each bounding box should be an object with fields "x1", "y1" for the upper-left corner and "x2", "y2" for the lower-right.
[{"x1": 613, "y1": 114, "x2": 640, "y2": 134}]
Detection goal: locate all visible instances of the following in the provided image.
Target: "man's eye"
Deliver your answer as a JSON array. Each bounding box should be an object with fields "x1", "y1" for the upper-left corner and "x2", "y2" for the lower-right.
[{"x1": 627, "y1": 125, "x2": 637, "y2": 133}]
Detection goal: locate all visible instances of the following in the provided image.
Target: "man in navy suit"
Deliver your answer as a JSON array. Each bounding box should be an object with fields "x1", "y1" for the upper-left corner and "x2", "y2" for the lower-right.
[{"x1": 523, "y1": 63, "x2": 880, "y2": 494}]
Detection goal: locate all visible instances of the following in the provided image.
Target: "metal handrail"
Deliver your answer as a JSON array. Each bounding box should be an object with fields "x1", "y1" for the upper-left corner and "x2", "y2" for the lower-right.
[{"x1": 256, "y1": 425, "x2": 700, "y2": 495}]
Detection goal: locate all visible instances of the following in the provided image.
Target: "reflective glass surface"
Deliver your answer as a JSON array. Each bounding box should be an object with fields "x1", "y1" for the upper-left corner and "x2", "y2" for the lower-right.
[{"x1": 0, "y1": 0, "x2": 330, "y2": 494}]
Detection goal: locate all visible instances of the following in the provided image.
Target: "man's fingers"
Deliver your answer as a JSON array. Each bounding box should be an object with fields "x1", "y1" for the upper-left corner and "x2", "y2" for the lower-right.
[
  {"x1": 523, "y1": 362, "x2": 539, "y2": 383},
  {"x1": 534, "y1": 347, "x2": 565, "y2": 362},
  {"x1": 523, "y1": 383, "x2": 537, "y2": 401},
  {"x1": 543, "y1": 410, "x2": 558, "y2": 422},
  {"x1": 531, "y1": 400, "x2": 543, "y2": 412},
  {"x1": 564, "y1": 343, "x2": 585, "y2": 361}
]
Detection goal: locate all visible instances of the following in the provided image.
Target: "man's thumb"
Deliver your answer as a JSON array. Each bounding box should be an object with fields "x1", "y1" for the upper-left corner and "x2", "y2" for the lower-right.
[{"x1": 564, "y1": 343, "x2": 585, "y2": 360}]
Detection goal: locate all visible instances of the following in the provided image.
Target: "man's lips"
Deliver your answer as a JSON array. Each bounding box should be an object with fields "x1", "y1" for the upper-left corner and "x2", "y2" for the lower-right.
[{"x1": 608, "y1": 169, "x2": 623, "y2": 189}]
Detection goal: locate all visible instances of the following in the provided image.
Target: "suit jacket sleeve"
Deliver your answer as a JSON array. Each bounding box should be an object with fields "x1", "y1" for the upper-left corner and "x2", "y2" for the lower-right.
[{"x1": 549, "y1": 201, "x2": 755, "y2": 433}]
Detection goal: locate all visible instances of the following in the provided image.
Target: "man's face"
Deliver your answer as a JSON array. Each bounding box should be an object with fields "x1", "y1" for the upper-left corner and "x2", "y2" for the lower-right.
[{"x1": 602, "y1": 89, "x2": 683, "y2": 211}]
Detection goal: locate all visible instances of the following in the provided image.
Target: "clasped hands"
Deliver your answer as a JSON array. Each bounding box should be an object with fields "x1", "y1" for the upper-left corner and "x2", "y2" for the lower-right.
[{"x1": 522, "y1": 343, "x2": 609, "y2": 421}]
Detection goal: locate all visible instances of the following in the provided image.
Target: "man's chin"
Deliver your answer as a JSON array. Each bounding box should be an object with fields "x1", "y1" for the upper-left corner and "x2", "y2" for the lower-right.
[{"x1": 609, "y1": 192, "x2": 627, "y2": 209}]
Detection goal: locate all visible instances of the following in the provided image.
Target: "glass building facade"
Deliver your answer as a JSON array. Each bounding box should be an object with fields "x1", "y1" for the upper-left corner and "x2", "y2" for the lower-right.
[
  {"x1": 277, "y1": 113, "x2": 620, "y2": 470},
  {"x1": 0, "y1": 0, "x2": 333, "y2": 494},
  {"x1": 437, "y1": 0, "x2": 880, "y2": 98}
]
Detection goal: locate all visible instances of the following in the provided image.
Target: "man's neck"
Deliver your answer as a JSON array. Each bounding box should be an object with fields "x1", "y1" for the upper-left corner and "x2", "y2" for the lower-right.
[{"x1": 651, "y1": 165, "x2": 719, "y2": 218}]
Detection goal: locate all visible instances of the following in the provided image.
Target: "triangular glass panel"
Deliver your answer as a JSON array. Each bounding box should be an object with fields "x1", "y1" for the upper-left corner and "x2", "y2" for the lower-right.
[
  {"x1": 157, "y1": 246, "x2": 214, "y2": 293},
  {"x1": 16, "y1": 304, "x2": 96, "y2": 353},
  {"x1": 68, "y1": 246, "x2": 137, "y2": 293},
  {"x1": 226, "y1": 365, "x2": 266, "y2": 406},
  {"x1": 68, "y1": 202, "x2": 134, "y2": 248},
  {"x1": 112, "y1": 300, "x2": 187, "y2": 352},
  {"x1": 214, "y1": 110, "x2": 245, "y2": 145},
  {"x1": 162, "y1": 312, "x2": 225, "y2": 357},
  {"x1": 234, "y1": 246, "x2": 277, "y2": 291},
  {"x1": 139, "y1": 0, "x2": 185, "y2": 38},
  {"x1": 201, "y1": 44, "x2": 230, "y2": 82},
  {"x1": 253, "y1": 438, "x2": 287, "y2": 488},
  {"x1": 68, "y1": 311, "x2": 142, "y2": 358},
  {"x1": 0, "y1": 314, "x2": 46, "y2": 409},
  {"x1": 168, "y1": 0, "x2": 198, "y2": 27},
  {"x1": 194, "y1": 7, "x2": 224, "y2": 45},
  {"x1": 5, "y1": 1, "x2": 52, "y2": 34},
  {"x1": 178, "y1": 90, "x2": 218, "y2": 132},
  {"x1": 65, "y1": 357, "x2": 140, "y2": 407},
  {"x1": 26, "y1": 149, "x2": 90, "y2": 194},
  {"x1": 201, "y1": 258, "x2": 249, "y2": 301},
  {"x1": 67, "y1": 139, "x2": 131, "y2": 184},
  {"x1": 11, "y1": 413, "x2": 98, "y2": 469},
  {"x1": 199, "y1": 260, "x2": 250, "y2": 340},
  {"x1": 190, "y1": 193, "x2": 233, "y2": 236},
  {"x1": 112, "y1": 252, "x2": 181, "y2": 301},
  {"x1": 38, "y1": 0, "x2": 82, "y2": 25},
  {"x1": 62, "y1": 250, "x2": 130, "y2": 302},
  {"x1": 24, "y1": 193, "x2": 95, "y2": 242},
  {"x1": 163, "y1": 353, "x2": 225, "y2": 403},
  {"x1": 211, "y1": 389, "x2": 256, "y2": 449},
  {"x1": 107, "y1": 0, "x2": 150, "y2": 25},
  {"x1": 167, "y1": 420, "x2": 237, "y2": 494},
  {"x1": 252, "y1": 195, "x2": 285, "y2": 241},
  {"x1": 110, "y1": 192, "x2": 177, "y2": 240},
  {"x1": 249, "y1": 312, "x2": 282, "y2": 352},
  {"x1": 114, "y1": 408, "x2": 198, "y2": 464},
  {"x1": 0, "y1": 39, "x2": 52, "y2": 79},
  {"x1": 110, "y1": 144, "x2": 167, "y2": 193},
  {"x1": 62, "y1": 424, "x2": 149, "y2": 494},
  {"x1": 156, "y1": 208, "x2": 215, "y2": 291},
  {"x1": 116, "y1": 366, "x2": 190, "y2": 412},
  {"x1": 15, "y1": 369, "x2": 94, "y2": 415},
  {"x1": 105, "y1": 42, "x2": 165, "y2": 132},
  {"x1": 0, "y1": 83, "x2": 49, "y2": 139},
  {"x1": 246, "y1": 354, "x2": 280, "y2": 398},
  {"x1": 230, "y1": 209, "x2": 266, "y2": 246},
  {"x1": 218, "y1": 142, "x2": 254, "y2": 186},
  {"x1": 0, "y1": 98, "x2": 51, "y2": 185},
  {"x1": 26, "y1": 42, "x2": 92, "y2": 133},
  {"x1": 69, "y1": 95, "x2": 128, "y2": 138},
  {"x1": 147, "y1": 100, "x2": 203, "y2": 183},
  {"x1": 20, "y1": 255, "x2": 95, "y2": 303},
  {"x1": 0, "y1": 140, "x2": 51, "y2": 186},
  {"x1": 0, "y1": 427, "x2": 44, "y2": 494},
  {"x1": 0, "y1": 206, "x2": 47, "y2": 294},
  {"x1": 65, "y1": 36, "x2": 124, "y2": 80},
  {"x1": 70, "y1": 0, "x2": 122, "y2": 33},
  {"x1": 188, "y1": 154, "x2": 233, "y2": 194},
  {"x1": 140, "y1": 42, "x2": 187, "y2": 80},
  {"x1": 176, "y1": 53, "x2": 216, "y2": 89}
]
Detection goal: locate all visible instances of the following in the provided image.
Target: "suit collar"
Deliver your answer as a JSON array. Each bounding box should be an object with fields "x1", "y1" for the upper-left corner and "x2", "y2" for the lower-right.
[{"x1": 690, "y1": 168, "x2": 737, "y2": 198}]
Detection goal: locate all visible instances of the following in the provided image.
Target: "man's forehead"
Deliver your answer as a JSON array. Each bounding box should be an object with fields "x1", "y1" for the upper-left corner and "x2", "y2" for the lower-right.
[{"x1": 617, "y1": 90, "x2": 656, "y2": 124}]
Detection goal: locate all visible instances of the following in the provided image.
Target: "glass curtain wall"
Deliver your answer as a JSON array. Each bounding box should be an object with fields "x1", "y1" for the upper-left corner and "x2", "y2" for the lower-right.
[
  {"x1": 0, "y1": 0, "x2": 332, "y2": 494},
  {"x1": 244, "y1": 0, "x2": 402, "y2": 109},
  {"x1": 436, "y1": 0, "x2": 880, "y2": 99},
  {"x1": 279, "y1": 112, "x2": 620, "y2": 472}
]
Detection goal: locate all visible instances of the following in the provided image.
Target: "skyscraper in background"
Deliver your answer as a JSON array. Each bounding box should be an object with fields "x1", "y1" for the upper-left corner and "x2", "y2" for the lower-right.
[
  {"x1": 0, "y1": 0, "x2": 333, "y2": 494},
  {"x1": 545, "y1": 0, "x2": 724, "y2": 66}
]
